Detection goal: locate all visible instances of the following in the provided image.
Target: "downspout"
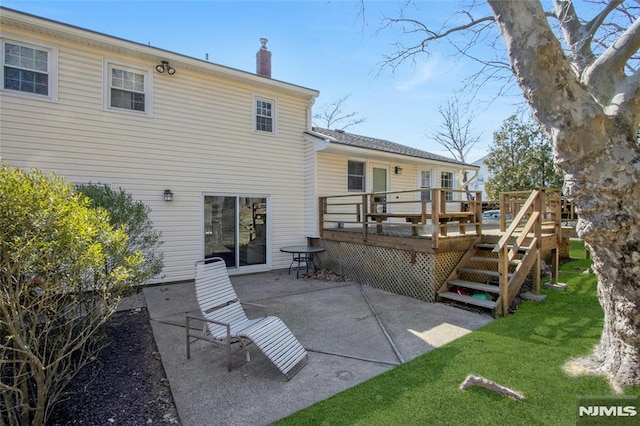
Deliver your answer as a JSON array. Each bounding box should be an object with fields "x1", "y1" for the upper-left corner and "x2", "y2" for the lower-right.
[
  {"x1": 462, "y1": 169, "x2": 479, "y2": 201},
  {"x1": 463, "y1": 169, "x2": 479, "y2": 188},
  {"x1": 307, "y1": 96, "x2": 316, "y2": 131}
]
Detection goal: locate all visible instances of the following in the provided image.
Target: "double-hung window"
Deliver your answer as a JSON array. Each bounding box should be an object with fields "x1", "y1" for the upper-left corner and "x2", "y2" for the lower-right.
[
  {"x1": 105, "y1": 61, "x2": 151, "y2": 114},
  {"x1": 2, "y1": 38, "x2": 57, "y2": 100},
  {"x1": 348, "y1": 160, "x2": 366, "y2": 192},
  {"x1": 420, "y1": 170, "x2": 432, "y2": 201},
  {"x1": 254, "y1": 96, "x2": 275, "y2": 133},
  {"x1": 441, "y1": 171, "x2": 455, "y2": 201}
]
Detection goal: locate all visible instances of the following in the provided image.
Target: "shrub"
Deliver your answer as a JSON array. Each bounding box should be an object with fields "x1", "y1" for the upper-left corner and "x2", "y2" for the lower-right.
[
  {"x1": 0, "y1": 165, "x2": 141, "y2": 425},
  {"x1": 75, "y1": 183, "x2": 164, "y2": 284}
]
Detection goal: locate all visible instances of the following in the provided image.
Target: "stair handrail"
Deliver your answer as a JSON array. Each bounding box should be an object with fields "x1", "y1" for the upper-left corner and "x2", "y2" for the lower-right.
[{"x1": 493, "y1": 188, "x2": 543, "y2": 315}]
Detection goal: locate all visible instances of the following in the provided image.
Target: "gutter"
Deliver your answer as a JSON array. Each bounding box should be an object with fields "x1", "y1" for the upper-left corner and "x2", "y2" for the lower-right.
[{"x1": 304, "y1": 131, "x2": 481, "y2": 169}]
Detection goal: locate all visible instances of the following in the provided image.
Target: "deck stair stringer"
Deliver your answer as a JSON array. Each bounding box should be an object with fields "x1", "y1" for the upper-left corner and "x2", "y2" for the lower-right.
[{"x1": 438, "y1": 234, "x2": 537, "y2": 317}]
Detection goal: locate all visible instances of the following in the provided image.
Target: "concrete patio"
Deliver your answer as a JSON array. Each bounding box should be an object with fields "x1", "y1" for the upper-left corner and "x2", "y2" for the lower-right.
[{"x1": 143, "y1": 269, "x2": 492, "y2": 426}]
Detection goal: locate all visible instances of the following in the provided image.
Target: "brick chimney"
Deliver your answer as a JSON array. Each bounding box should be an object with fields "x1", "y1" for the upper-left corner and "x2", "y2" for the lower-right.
[{"x1": 256, "y1": 38, "x2": 271, "y2": 78}]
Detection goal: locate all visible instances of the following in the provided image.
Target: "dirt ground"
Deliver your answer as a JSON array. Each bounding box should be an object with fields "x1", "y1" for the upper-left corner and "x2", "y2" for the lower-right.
[{"x1": 49, "y1": 309, "x2": 180, "y2": 425}]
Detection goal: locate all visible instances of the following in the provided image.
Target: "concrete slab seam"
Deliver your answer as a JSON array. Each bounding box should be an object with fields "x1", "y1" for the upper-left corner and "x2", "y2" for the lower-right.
[
  {"x1": 358, "y1": 284, "x2": 406, "y2": 364},
  {"x1": 304, "y1": 348, "x2": 400, "y2": 367}
]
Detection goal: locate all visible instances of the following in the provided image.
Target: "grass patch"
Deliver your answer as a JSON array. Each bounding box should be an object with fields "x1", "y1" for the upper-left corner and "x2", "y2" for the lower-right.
[{"x1": 279, "y1": 240, "x2": 640, "y2": 425}]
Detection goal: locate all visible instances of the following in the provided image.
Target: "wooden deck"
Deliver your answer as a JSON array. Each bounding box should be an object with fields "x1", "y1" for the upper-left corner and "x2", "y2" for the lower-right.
[
  {"x1": 320, "y1": 221, "x2": 566, "y2": 256},
  {"x1": 319, "y1": 188, "x2": 484, "y2": 251},
  {"x1": 317, "y1": 188, "x2": 571, "y2": 316}
]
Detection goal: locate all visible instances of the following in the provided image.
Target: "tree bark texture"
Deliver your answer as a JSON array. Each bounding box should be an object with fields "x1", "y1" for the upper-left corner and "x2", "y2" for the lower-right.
[{"x1": 488, "y1": 0, "x2": 640, "y2": 387}]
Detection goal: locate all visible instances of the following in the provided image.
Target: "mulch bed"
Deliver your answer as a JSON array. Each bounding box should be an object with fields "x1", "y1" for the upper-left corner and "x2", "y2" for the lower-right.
[{"x1": 49, "y1": 309, "x2": 180, "y2": 425}]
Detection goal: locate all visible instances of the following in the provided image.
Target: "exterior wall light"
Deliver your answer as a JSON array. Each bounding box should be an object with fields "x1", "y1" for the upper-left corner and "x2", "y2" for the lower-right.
[
  {"x1": 156, "y1": 60, "x2": 176, "y2": 75},
  {"x1": 394, "y1": 166, "x2": 403, "y2": 175},
  {"x1": 163, "y1": 189, "x2": 174, "y2": 201}
]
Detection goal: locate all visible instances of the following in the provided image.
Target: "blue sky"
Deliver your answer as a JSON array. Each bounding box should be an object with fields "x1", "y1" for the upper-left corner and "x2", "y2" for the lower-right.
[{"x1": 3, "y1": 0, "x2": 523, "y2": 163}]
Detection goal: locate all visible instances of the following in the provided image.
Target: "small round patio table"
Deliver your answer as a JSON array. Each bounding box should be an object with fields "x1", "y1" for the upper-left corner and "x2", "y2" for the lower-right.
[{"x1": 279, "y1": 245, "x2": 326, "y2": 278}]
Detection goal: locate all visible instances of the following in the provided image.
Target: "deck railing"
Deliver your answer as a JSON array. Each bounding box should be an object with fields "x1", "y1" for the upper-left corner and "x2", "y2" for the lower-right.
[
  {"x1": 493, "y1": 187, "x2": 563, "y2": 315},
  {"x1": 319, "y1": 188, "x2": 483, "y2": 248},
  {"x1": 499, "y1": 188, "x2": 565, "y2": 233}
]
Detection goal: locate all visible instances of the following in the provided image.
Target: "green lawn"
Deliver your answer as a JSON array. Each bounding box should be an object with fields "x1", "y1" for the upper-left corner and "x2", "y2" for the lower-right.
[{"x1": 279, "y1": 239, "x2": 640, "y2": 425}]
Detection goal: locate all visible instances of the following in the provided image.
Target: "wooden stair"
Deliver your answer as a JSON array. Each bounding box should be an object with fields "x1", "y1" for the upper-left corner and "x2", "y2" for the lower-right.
[
  {"x1": 438, "y1": 238, "x2": 530, "y2": 316},
  {"x1": 438, "y1": 188, "x2": 561, "y2": 317},
  {"x1": 437, "y1": 291, "x2": 496, "y2": 309}
]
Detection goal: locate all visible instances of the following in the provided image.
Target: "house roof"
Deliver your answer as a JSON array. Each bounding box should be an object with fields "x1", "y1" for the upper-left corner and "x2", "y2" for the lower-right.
[
  {"x1": 472, "y1": 154, "x2": 489, "y2": 166},
  {"x1": 309, "y1": 128, "x2": 476, "y2": 167},
  {"x1": 0, "y1": 7, "x2": 319, "y2": 99}
]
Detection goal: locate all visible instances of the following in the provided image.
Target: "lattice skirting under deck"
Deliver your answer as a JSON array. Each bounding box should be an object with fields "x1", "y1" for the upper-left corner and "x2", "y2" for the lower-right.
[{"x1": 314, "y1": 240, "x2": 465, "y2": 303}]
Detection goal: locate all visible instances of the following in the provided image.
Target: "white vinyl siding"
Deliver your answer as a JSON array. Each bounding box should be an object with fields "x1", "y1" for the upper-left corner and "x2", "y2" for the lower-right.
[
  {"x1": 317, "y1": 153, "x2": 348, "y2": 196},
  {"x1": 0, "y1": 25, "x2": 314, "y2": 282}
]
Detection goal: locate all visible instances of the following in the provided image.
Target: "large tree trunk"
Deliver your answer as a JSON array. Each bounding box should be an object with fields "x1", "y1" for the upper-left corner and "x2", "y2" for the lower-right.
[
  {"x1": 488, "y1": 0, "x2": 640, "y2": 388},
  {"x1": 569, "y1": 122, "x2": 640, "y2": 389}
]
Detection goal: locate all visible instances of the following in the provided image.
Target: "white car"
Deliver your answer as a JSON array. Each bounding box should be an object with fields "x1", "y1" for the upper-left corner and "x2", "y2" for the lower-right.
[
  {"x1": 482, "y1": 210, "x2": 501, "y2": 219},
  {"x1": 482, "y1": 210, "x2": 513, "y2": 219}
]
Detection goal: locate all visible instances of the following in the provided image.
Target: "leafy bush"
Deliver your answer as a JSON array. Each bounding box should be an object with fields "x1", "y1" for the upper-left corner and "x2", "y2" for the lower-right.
[
  {"x1": 0, "y1": 165, "x2": 141, "y2": 425},
  {"x1": 76, "y1": 183, "x2": 164, "y2": 284}
]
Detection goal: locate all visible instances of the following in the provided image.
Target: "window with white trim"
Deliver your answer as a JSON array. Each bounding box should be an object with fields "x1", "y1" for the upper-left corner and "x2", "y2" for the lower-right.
[
  {"x1": 255, "y1": 97, "x2": 274, "y2": 133},
  {"x1": 348, "y1": 160, "x2": 366, "y2": 192},
  {"x1": 441, "y1": 171, "x2": 454, "y2": 201},
  {"x1": 420, "y1": 170, "x2": 432, "y2": 201},
  {"x1": 2, "y1": 39, "x2": 57, "y2": 99},
  {"x1": 105, "y1": 61, "x2": 151, "y2": 114}
]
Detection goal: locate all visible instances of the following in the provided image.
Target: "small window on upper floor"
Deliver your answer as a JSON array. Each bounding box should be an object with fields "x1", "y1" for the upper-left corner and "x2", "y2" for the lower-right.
[
  {"x1": 2, "y1": 38, "x2": 57, "y2": 100},
  {"x1": 104, "y1": 61, "x2": 152, "y2": 115},
  {"x1": 254, "y1": 95, "x2": 276, "y2": 134}
]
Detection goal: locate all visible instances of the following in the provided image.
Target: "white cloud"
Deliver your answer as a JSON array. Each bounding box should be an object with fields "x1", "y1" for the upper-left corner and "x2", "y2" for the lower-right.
[{"x1": 394, "y1": 59, "x2": 440, "y2": 91}]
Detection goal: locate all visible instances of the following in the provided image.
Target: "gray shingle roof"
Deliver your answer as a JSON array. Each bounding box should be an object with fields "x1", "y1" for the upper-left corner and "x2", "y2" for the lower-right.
[{"x1": 310, "y1": 127, "x2": 473, "y2": 167}]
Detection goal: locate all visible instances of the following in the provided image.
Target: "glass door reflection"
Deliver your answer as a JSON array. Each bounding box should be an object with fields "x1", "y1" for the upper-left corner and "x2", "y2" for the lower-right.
[{"x1": 204, "y1": 195, "x2": 267, "y2": 269}]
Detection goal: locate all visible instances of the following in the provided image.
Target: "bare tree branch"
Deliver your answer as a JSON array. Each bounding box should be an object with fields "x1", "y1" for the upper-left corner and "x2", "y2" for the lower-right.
[
  {"x1": 395, "y1": 15, "x2": 496, "y2": 43},
  {"x1": 378, "y1": 12, "x2": 497, "y2": 73},
  {"x1": 585, "y1": 0, "x2": 626, "y2": 36},
  {"x1": 553, "y1": 0, "x2": 596, "y2": 71},
  {"x1": 430, "y1": 93, "x2": 481, "y2": 163},
  {"x1": 313, "y1": 93, "x2": 367, "y2": 130}
]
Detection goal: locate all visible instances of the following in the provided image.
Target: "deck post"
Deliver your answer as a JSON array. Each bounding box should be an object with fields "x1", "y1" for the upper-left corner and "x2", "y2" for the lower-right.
[
  {"x1": 499, "y1": 245, "x2": 509, "y2": 314},
  {"x1": 550, "y1": 189, "x2": 561, "y2": 285},
  {"x1": 475, "y1": 191, "x2": 483, "y2": 235},
  {"x1": 362, "y1": 194, "x2": 368, "y2": 242},
  {"x1": 548, "y1": 247, "x2": 560, "y2": 286},
  {"x1": 499, "y1": 192, "x2": 506, "y2": 232},
  {"x1": 533, "y1": 189, "x2": 543, "y2": 294},
  {"x1": 432, "y1": 189, "x2": 440, "y2": 249},
  {"x1": 319, "y1": 197, "x2": 326, "y2": 238}
]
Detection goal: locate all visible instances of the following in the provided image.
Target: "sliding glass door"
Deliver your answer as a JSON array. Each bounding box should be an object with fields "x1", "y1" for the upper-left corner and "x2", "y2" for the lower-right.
[{"x1": 203, "y1": 195, "x2": 268, "y2": 270}]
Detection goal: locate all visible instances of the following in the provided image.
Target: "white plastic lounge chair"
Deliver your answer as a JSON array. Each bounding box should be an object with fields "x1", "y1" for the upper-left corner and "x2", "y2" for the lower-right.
[{"x1": 186, "y1": 258, "x2": 307, "y2": 380}]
